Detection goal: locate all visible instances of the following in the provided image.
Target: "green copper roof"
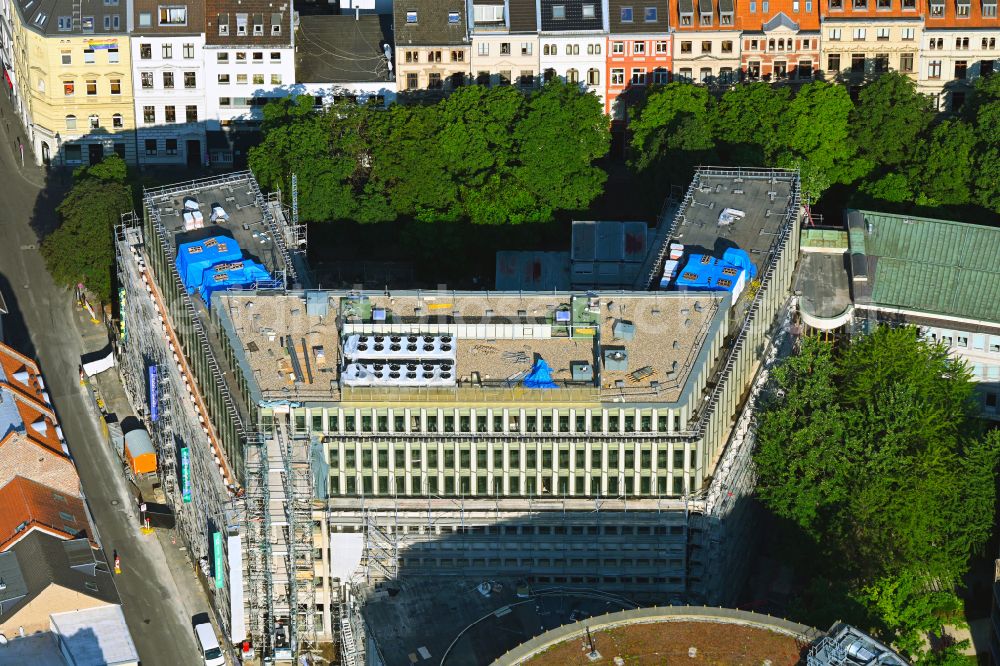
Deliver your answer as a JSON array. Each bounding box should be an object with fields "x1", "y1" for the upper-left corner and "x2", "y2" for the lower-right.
[{"x1": 852, "y1": 210, "x2": 1000, "y2": 323}]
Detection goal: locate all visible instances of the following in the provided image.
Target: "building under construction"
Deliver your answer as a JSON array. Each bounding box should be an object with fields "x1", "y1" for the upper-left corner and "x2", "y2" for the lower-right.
[
  {"x1": 115, "y1": 167, "x2": 803, "y2": 665},
  {"x1": 114, "y1": 171, "x2": 312, "y2": 662}
]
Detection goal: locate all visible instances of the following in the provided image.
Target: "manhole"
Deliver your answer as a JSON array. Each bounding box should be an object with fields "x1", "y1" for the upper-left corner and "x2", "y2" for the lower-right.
[{"x1": 111, "y1": 500, "x2": 119, "y2": 506}]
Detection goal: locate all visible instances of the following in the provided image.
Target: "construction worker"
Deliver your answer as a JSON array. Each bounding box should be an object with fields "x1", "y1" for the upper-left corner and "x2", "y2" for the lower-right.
[{"x1": 113, "y1": 549, "x2": 121, "y2": 575}]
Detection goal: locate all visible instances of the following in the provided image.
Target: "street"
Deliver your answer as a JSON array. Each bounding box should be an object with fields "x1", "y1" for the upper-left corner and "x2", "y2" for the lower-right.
[{"x1": 0, "y1": 94, "x2": 205, "y2": 665}]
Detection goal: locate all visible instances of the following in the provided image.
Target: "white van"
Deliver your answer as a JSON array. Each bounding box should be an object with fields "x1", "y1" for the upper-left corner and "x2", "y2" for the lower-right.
[{"x1": 194, "y1": 622, "x2": 226, "y2": 666}]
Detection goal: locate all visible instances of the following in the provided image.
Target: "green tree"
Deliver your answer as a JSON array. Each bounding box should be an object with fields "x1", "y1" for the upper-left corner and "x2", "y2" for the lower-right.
[
  {"x1": 714, "y1": 82, "x2": 790, "y2": 164},
  {"x1": 858, "y1": 172, "x2": 914, "y2": 204},
  {"x1": 629, "y1": 83, "x2": 715, "y2": 173},
  {"x1": 755, "y1": 327, "x2": 1000, "y2": 660},
  {"x1": 852, "y1": 72, "x2": 933, "y2": 167},
  {"x1": 774, "y1": 81, "x2": 868, "y2": 202},
  {"x1": 972, "y1": 76, "x2": 1000, "y2": 213},
  {"x1": 41, "y1": 155, "x2": 133, "y2": 302},
  {"x1": 249, "y1": 97, "x2": 385, "y2": 222},
  {"x1": 510, "y1": 81, "x2": 609, "y2": 223},
  {"x1": 911, "y1": 120, "x2": 977, "y2": 207}
]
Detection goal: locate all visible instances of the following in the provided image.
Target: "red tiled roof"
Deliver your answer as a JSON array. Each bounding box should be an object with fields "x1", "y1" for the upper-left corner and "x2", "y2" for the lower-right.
[
  {"x1": 0, "y1": 476, "x2": 91, "y2": 552},
  {"x1": 0, "y1": 343, "x2": 45, "y2": 404}
]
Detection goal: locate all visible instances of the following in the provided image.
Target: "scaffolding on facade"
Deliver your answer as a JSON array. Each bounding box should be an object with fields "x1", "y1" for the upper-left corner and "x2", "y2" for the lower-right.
[
  {"x1": 286, "y1": 420, "x2": 317, "y2": 654},
  {"x1": 243, "y1": 434, "x2": 273, "y2": 658}
]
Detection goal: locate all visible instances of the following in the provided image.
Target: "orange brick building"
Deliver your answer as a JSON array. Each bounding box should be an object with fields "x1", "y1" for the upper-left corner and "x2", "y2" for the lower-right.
[
  {"x1": 738, "y1": 0, "x2": 821, "y2": 81},
  {"x1": 606, "y1": 0, "x2": 672, "y2": 119}
]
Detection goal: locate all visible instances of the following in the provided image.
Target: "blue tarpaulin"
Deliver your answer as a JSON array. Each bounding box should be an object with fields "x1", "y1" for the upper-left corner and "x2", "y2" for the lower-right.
[
  {"x1": 198, "y1": 259, "x2": 272, "y2": 304},
  {"x1": 176, "y1": 237, "x2": 242, "y2": 294},
  {"x1": 722, "y1": 247, "x2": 757, "y2": 280},
  {"x1": 523, "y1": 358, "x2": 558, "y2": 389},
  {"x1": 674, "y1": 254, "x2": 745, "y2": 292}
]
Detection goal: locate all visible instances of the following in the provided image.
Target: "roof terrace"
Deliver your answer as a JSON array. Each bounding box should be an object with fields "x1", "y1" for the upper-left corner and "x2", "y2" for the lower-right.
[{"x1": 215, "y1": 290, "x2": 727, "y2": 405}]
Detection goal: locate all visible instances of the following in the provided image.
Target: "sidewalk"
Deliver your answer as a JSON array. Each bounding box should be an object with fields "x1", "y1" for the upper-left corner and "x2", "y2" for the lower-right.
[{"x1": 73, "y1": 304, "x2": 234, "y2": 664}]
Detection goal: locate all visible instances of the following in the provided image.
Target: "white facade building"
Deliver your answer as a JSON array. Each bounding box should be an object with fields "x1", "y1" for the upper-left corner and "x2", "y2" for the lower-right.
[
  {"x1": 131, "y1": 35, "x2": 208, "y2": 166},
  {"x1": 203, "y1": 45, "x2": 295, "y2": 125},
  {"x1": 918, "y1": 28, "x2": 1000, "y2": 111},
  {"x1": 539, "y1": 35, "x2": 606, "y2": 102}
]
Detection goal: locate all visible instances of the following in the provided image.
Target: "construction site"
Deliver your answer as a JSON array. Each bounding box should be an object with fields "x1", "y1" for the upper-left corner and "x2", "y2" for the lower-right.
[{"x1": 114, "y1": 167, "x2": 804, "y2": 665}]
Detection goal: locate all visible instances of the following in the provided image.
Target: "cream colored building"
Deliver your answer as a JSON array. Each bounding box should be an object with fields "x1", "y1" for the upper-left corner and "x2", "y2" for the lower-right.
[
  {"x1": 819, "y1": 19, "x2": 923, "y2": 84},
  {"x1": 672, "y1": 30, "x2": 742, "y2": 83},
  {"x1": 468, "y1": 0, "x2": 541, "y2": 87},
  {"x1": 10, "y1": 0, "x2": 135, "y2": 166},
  {"x1": 918, "y1": 27, "x2": 1000, "y2": 110}
]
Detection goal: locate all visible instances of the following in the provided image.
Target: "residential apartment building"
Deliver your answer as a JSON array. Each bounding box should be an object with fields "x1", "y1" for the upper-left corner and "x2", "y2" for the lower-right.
[
  {"x1": 920, "y1": 0, "x2": 1000, "y2": 111},
  {"x1": 10, "y1": 0, "x2": 135, "y2": 166},
  {"x1": 0, "y1": 533, "x2": 118, "y2": 638},
  {"x1": 538, "y1": 0, "x2": 609, "y2": 103},
  {"x1": 394, "y1": 0, "x2": 472, "y2": 92},
  {"x1": 818, "y1": 0, "x2": 923, "y2": 85},
  {"x1": 672, "y1": 0, "x2": 742, "y2": 84},
  {"x1": 203, "y1": 0, "x2": 294, "y2": 125},
  {"x1": 738, "y1": 0, "x2": 821, "y2": 81},
  {"x1": 605, "y1": 0, "x2": 671, "y2": 119},
  {"x1": 469, "y1": 0, "x2": 540, "y2": 88},
  {"x1": 130, "y1": 0, "x2": 207, "y2": 166}
]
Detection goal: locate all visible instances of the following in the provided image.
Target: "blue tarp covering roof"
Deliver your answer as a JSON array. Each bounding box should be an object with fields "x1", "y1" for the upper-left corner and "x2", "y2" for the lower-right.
[
  {"x1": 523, "y1": 358, "x2": 558, "y2": 389},
  {"x1": 722, "y1": 247, "x2": 757, "y2": 280},
  {"x1": 176, "y1": 237, "x2": 242, "y2": 294},
  {"x1": 198, "y1": 259, "x2": 272, "y2": 304},
  {"x1": 674, "y1": 253, "x2": 745, "y2": 292}
]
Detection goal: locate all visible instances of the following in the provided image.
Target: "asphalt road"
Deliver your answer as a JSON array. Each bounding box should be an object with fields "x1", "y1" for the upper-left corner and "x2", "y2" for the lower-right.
[{"x1": 0, "y1": 95, "x2": 204, "y2": 665}]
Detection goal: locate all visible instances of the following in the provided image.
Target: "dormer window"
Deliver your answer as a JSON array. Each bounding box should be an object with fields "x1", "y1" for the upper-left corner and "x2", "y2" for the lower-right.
[
  {"x1": 236, "y1": 13, "x2": 248, "y2": 35},
  {"x1": 271, "y1": 13, "x2": 281, "y2": 33},
  {"x1": 829, "y1": 0, "x2": 843, "y2": 8},
  {"x1": 644, "y1": 6, "x2": 657, "y2": 20},
  {"x1": 81, "y1": 15, "x2": 94, "y2": 31},
  {"x1": 852, "y1": 0, "x2": 866, "y2": 9},
  {"x1": 720, "y1": 0, "x2": 734, "y2": 23},
  {"x1": 473, "y1": 4, "x2": 504, "y2": 22},
  {"x1": 405, "y1": 10, "x2": 417, "y2": 23},
  {"x1": 956, "y1": 0, "x2": 970, "y2": 15},
  {"x1": 158, "y1": 5, "x2": 187, "y2": 25},
  {"x1": 448, "y1": 10, "x2": 460, "y2": 23},
  {"x1": 929, "y1": 0, "x2": 944, "y2": 13},
  {"x1": 552, "y1": 4, "x2": 566, "y2": 19},
  {"x1": 984, "y1": 0, "x2": 998, "y2": 16},
  {"x1": 218, "y1": 12, "x2": 229, "y2": 34},
  {"x1": 582, "y1": 3, "x2": 596, "y2": 17},
  {"x1": 620, "y1": 6, "x2": 633, "y2": 20},
  {"x1": 699, "y1": 0, "x2": 713, "y2": 25},
  {"x1": 253, "y1": 13, "x2": 264, "y2": 35}
]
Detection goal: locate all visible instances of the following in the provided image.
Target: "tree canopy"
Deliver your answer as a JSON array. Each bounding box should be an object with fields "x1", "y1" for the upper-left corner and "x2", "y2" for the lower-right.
[
  {"x1": 41, "y1": 155, "x2": 133, "y2": 302},
  {"x1": 755, "y1": 327, "x2": 1000, "y2": 662},
  {"x1": 628, "y1": 75, "x2": 1000, "y2": 218},
  {"x1": 249, "y1": 81, "x2": 610, "y2": 225}
]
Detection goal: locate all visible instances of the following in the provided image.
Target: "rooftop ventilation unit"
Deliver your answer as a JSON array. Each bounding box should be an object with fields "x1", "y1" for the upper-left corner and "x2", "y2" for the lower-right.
[
  {"x1": 571, "y1": 361, "x2": 594, "y2": 382},
  {"x1": 612, "y1": 320, "x2": 636, "y2": 340},
  {"x1": 603, "y1": 348, "x2": 628, "y2": 371}
]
